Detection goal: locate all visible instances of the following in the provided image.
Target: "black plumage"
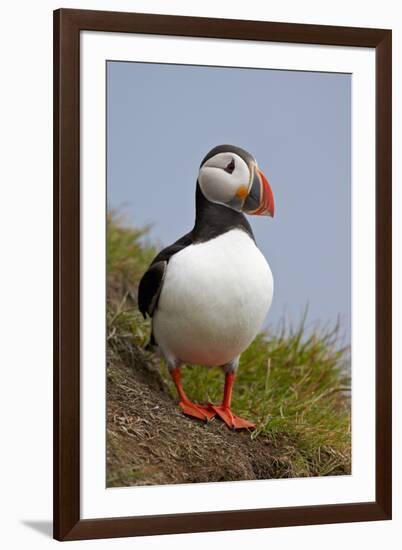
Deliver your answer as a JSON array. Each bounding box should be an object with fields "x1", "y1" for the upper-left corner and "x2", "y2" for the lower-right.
[{"x1": 137, "y1": 232, "x2": 192, "y2": 318}]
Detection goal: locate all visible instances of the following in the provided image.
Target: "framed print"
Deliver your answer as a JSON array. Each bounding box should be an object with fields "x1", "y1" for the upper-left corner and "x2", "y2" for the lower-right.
[{"x1": 53, "y1": 8, "x2": 392, "y2": 541}]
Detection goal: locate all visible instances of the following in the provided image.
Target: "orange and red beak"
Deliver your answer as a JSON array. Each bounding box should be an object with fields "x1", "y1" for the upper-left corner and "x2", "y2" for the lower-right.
[{"x1": 243, "y1": 164, "x2": 275, "y2": 217}]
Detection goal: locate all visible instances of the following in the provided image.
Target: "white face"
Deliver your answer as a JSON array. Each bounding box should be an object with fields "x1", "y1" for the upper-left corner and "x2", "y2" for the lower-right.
[{"x1": 198, "y1": 152, "x2": 252, "y2": 211}]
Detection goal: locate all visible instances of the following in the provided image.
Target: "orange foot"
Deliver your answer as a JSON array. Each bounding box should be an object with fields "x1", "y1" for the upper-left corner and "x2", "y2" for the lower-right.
[
  {"x1": 179, "y1": 401, "x2": 216, "y2": 422},
  {"x1": 209, "y1": 405, "x2": 255, "y2": 430}
]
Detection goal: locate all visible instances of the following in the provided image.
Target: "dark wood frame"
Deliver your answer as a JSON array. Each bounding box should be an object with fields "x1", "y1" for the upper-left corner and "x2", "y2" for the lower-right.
[{"x1": 54, "y1": 8, "x2": 392, "y2": 541}]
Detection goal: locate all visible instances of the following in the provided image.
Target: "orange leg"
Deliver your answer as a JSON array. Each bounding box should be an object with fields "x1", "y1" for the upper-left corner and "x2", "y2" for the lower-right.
[
  {"x1": 210, "y1": 373, "x2": 255, "y2": 430},
  {"x1": 170, "y1": 368, "x2": 215, "y2": 422}
]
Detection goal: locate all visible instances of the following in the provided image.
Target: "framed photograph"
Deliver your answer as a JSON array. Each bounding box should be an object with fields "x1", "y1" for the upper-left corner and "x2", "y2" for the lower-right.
[{"x1": 53, "y1": 8, "x2": 392, "y2": 541}]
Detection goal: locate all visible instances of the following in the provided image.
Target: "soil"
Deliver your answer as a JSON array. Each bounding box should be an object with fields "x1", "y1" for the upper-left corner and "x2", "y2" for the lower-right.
[{"x1": 107, "y1": 345, "x2": 298, "y2": 487}]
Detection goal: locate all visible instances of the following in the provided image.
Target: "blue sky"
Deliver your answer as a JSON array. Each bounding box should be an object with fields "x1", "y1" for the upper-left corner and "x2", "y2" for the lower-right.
[{"x1": 107, "y1": 61, "x2": 351, "y2": 342}]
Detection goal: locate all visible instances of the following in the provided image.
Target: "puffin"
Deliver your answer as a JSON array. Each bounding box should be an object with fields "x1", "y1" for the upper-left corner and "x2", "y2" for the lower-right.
[{"x1": 138, "y1": 145, "x2": 274, "y2": 429}]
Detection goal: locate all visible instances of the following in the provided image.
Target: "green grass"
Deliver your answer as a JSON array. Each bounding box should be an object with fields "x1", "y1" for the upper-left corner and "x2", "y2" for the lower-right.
[
  {"x1": 107, "y1": 211, "x2": 157, "y2": 289},
  {"x1": 107, "y1": 212, "x2": 156, "y2": 348},
  {"x1": 174, "y1": 326, "x2": 350, "y2": 475},
  {"x1": 107, "y1": 213, "x2": 351, "y2": 477}
]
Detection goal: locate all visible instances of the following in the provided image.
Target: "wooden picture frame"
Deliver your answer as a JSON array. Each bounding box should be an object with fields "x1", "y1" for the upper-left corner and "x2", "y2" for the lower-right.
[{"x1": 53, "y1": 8, "x2": 392, "y2": 541}]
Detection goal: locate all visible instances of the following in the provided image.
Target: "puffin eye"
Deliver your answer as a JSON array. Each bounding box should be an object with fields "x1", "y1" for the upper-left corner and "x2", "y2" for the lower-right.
[{"x1": 224, "y1": 159, "x2": 235, "y2": 174}]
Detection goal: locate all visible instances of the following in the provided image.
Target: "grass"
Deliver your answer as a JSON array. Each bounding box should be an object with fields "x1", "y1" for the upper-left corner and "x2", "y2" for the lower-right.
[
  {"x1": 107, "y1": 212, "x2": 155, "y2": 349},
  {"x1": 107, "y1": 213, "x2": 351, "y2": 478}
]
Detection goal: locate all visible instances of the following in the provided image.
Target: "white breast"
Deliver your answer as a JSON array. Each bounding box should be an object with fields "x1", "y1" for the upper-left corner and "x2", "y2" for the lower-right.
[{"x1": 153, "y1": 229, "x2": 274, "y2": 366}]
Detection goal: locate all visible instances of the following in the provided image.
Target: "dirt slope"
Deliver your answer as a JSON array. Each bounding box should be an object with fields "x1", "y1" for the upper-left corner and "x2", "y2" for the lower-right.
[{"x1": 107, "y1": 346, "x2": 295, "y2": 487}]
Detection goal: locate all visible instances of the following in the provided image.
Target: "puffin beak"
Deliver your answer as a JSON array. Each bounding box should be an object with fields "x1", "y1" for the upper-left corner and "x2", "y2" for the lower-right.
[{"x1": 243, "y1": 165, "x2": 275, "y2": 217}]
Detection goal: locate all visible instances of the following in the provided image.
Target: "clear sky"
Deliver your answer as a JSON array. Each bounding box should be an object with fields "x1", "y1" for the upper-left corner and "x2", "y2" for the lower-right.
[{"x1": 107, "y1": 61, "x2": 351, "y2": 342}]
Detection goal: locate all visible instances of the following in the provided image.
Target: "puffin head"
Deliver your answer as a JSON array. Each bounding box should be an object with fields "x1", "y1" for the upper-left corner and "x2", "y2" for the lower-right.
[{"x1": 198, "y1": 144, "x2": 274, "y2": 217}]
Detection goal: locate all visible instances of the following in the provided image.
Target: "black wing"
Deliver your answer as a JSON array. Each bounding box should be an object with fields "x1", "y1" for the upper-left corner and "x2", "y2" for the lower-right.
[{"x1": 137, "y1": 232, "x2": 193, "y2": 318}]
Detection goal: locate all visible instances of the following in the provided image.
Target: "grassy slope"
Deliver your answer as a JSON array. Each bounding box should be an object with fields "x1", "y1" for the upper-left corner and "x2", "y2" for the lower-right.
[{"x1": 107, "y1": 214, "x2": 351, "y2": 484}]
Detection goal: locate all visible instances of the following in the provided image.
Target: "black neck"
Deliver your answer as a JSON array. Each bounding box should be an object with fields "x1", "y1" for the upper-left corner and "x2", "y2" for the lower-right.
[{"x1": 192, "y1": 183, "x2": 255, "y2": 242}]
